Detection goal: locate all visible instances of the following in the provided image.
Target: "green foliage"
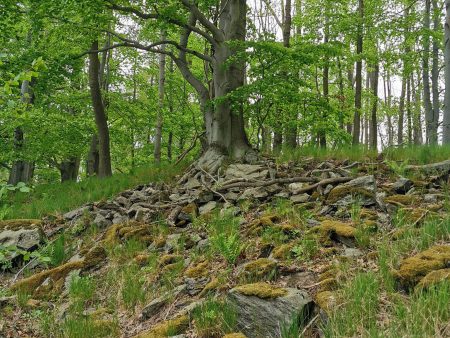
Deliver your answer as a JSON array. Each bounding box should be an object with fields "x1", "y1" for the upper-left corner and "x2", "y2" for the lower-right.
[
  {"x1": 291, "y1": 236, "x2": 319, "y2": 261},
  {"x1": 0, "y1": 244, "x2": 51, "y2": 270},
  {"x1": 207, "y1": 211, "x2": 244, "y2": 265},
  {"x1": 121, "y1": 264, "x2": 145, "y2": 310},
  {"x1": 191, "y1": 298, "x2": 238, "y2": 337},
  {"x1": 0, "y1": 182, "x2": 31, "y2": 220}
]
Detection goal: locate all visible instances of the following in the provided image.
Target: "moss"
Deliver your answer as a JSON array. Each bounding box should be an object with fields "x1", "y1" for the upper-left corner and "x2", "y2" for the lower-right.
[
  {"x1": 416, "y1": 268, "x2": 450, "y2": 290},
  {"x1": 103, "y1": 224, "x2": 121, "y2": 246},
  {"x1": 247, "y1": 215, "x2": 279, "y2": 235},
  {"x1": 274, "y1": 223, "x2": 298, "y2": 234},
  {"x1": 12, "y1": 246, "x2": 106, "y2": 296},
  {"x1": 360, "y1": 209, "x2": 378, "y2": 221},
  {"x1": 242, "y1": 258, "x2": 277, "y2": 281},
  {"x1": 181, "y1": 203, "x2": 198, "y2": 217},
  {"x1": 199, "y1": 277, "x2": 220, "y2": 297},
  {"x1": 103, "y1": 222, "x2": 153, "y2": 246},
  {"x1": 327, "y1": 186, "x2": 374, "y2": 204},
  {"x1": 0, "y1": 219, "x2": 42, "y2": 231},
  {"x1": 159, "y1": 254, "x2": 182, "y2": 267},
  {"x1": 384, "y1": 194, "x2": 418, "y2": 206},
  {"x1": 185, "y1": 261, "x2": 208, "y2": 278},
  {"x1": 153, "y1": 236, "x2": 166, "y2": 248},
  {"x1": 319, "y1": 268, "x2": 337, "y2": 282},
  {"x1": 315, "y1": 291, "x2": 337, "y2": 313},
  {"x1": 313, "y1": 220, "x2": 356, "y2": 245},
  {"x1": 135, "y1": 315, "x2": 190, "y2": 338},
  {"x1": 318, "y1": 278, "x2": 338, "y2": 292},
  {"x1": 134, "y1": 254, "x2": 150, "y2": 266},
  {"x1": 394, "y1": 245, "x2": 450, "y2": 288},
  {"x1": 234, "y1": 282, "x2": 287, "y2": 299},
  {"x1": 272, "y1": 243, "x2": 294, "y2": 260},
  {"x1": 222, "y1": 333, "x2": 247, "y2": 338}
]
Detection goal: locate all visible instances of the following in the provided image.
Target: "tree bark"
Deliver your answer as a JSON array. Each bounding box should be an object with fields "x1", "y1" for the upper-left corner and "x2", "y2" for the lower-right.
[
  {"x1": 444, "y1": 0, "x2": 450, "y2": 143},
  {"x1": 8, "y1": 79, "x2": 35, "y2": 185},
  {"x1": 431, "y1": 0, "x2": 440, "y2": 144},
  {"x1": 370, "y1": 62, "x2": 379, "y2": 149},
  {"x1": 352, "y1": 0, "x2": 364, "y2": 145},
  {"x1": 59, "y1": 158, "x2": 80, "y2": 183},
  {"x1": 154, "y1": 31, "x2": 166, "y2": 164},
  {"x1": 423, "y1": 0, "x2": 435, "y2": 144},
  {"x1": 88, "y1": 40, "x2": 112, "y2": 178}
]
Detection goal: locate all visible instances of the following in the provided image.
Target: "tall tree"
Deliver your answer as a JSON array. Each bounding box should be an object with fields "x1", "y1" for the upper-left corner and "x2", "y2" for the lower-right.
[
  {"x1": 353, "y1": 0, "x2": 364, "y2": 145},
  {"x1": 88, "y1": 40, "x2": 112, "y2": 178},
  {"x1": 444, "y1": 0, "x2": 450, "y2": 143}
]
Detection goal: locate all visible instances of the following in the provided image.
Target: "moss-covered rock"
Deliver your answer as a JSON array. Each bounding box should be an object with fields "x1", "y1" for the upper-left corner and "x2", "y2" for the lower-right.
[
  {"x1": 199, "y1": 277, "x2": 220, "y2": 297},
  {"x1": 185, "y1": 261, "x2": 208, "y2": 278},
  {"x1": 393, "y1": 245, "x2": 450, "y2": 289},
  {"x1": 222, "y1": 333, "x2": 247, "y2": 338},
  {"x1": 11, "y1": 246, "x2": 106, "y2": 296},
  {"x1": 315, "y1": 290, "x2": 337, "y2": 313},
  {"x1": 0, "y1": 219, "x2": 42, "y2": 231},
  {"x1": 271, "y1": 243, "x2": 294, "y2": 260},
  {"x1": 384, "y1": 194, "x2": 418, "y2": 206},
  {"x1": 233, "y1": 282, "x2": 287, "y2": 299},
  {"x1": 246, "y1": 215, "x2": 280, "y2": 235},
  {"x1": 159, "y1": 254, "x2": 182, "y2": 267},
  {"x1": 416, "y1": 268, "x2": 450, "y2": 290},
  {"x1": 241, "y1": 258, "x2": 277, "y2": 281},
  {"x1": 134, "y1": 315, "x2": 189, "y2": 338},
  {"x1": 313, "y1": 220, "x2": 356, "y2": 246},
  {"x1": 134, "y1": 253, "x2": 150, "y2": 266},
  {"x1": 103, "y1": 222, "x2": 153, "y2": 246}
]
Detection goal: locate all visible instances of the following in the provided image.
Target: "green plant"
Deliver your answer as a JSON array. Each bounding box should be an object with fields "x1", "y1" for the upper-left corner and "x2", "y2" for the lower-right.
[
  {"x1": 121, "y1": 264, "x2": 145, "y2": 310},
  {"x1": 0, "y1": 244, "x2": 51, "y2": 270},
  {"x1": 191, "y1": 298, "x2": 237, "y2": 337},
  {"x1": 69, "y1": 274, "x2": 95, "y2": 304},
  {"x1": 208, "y1": 211, "x2": 244, "y2": 265},
  {"x1": 0, "y1": 182, "x2": 31, "y2": 220},
  {"x1": 385, "y1": 159, "x2": 409, "y2": 177},
  {"x1": 40, "y1": 234, "x2": 67, "y2": 267},
  {"x1": 291, "y1": 236, "x2": 319, "y2": 260},
  {"x1": 261, "y1": 226, "x2": 289, "y2": 245}
]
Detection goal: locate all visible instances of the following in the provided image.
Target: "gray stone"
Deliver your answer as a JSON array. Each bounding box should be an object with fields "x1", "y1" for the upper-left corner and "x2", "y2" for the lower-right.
[
  {"x1": 199, "y1": 201, "x2": 218, "y2": 215},
  {"x1": 239, "y1": 187, "x2": 269, "y2": 201},
  {"x1": 290, "y1": 193, "x2": 310, "y2": 204},
  {"x1": 328, "y1": 175, "x2": 377, "y2": 207},
  {"x1": 93, "y1": 213, "x2": 111, "y2": 228},
  {"x1": 225, "y1": 164, "x2": 268, "y2": 180},
  {"x1": 185, "y1": 177, "x2": 202, "y2": 189},
  {"x1": 141, "y1": 284, "x2": 186, "y2": 320},
  {"x1": 63, "y1": 206, "x2": 91, "y2": 221},
  {"x1": 288, "y1": 182, "x2": 305, "y2": 194},
  {"x1": 424, "y1": 194, "x2": 439, "y2": 203},
  {"x1": 392, "y1": 177, "x2": 413, "y2": 194},
  {"x1": 0, "y1": 223, "x2": 43, "y2": 252},
  {"x1": 185, "y1": 277, "x2": 209, "y2": 296},
  {"x1": 196, "y1": 239, "x2": 209, "y2": 251},
  {"x1": 343, "y1": 248, "x2": 363, "y2": 258},
  {"x1": 228, "y1": 285, "x2": 313, "y2": 338},
  {"x1": 114, "y1": 196, "x2": 131, "y2": 208}
]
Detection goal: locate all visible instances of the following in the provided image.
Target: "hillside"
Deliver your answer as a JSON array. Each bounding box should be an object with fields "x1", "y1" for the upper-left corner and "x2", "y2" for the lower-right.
[{"x1": 0, "y1": 154, "x2": 449, "y2": 338}]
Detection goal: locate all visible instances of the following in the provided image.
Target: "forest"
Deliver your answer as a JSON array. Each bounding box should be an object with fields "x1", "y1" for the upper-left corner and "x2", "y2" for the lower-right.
[{"x1": 1, "y1": 1, "x2": 450, "y2": 338}]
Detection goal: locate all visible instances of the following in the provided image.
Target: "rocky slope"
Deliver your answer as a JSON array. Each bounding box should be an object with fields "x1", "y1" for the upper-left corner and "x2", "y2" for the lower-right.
[{"x1": 0, "y1": 156, "x2": 449, "y2": 337}]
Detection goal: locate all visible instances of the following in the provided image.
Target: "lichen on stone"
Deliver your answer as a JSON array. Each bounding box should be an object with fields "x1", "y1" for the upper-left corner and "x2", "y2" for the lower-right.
[
  {"x1": 233, "y1": 282, "x2": 287, "y2": 299},
  {"x1": 312, "y1": 220, "x2": 356, "y2": 245}
]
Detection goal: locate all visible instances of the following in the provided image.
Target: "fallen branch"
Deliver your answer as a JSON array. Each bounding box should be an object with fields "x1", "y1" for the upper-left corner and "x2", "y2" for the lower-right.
[
  {"x1": 405, "y1": 159, "x2": 450, "y2": 175},
  {"x1": 217, "y1": 176, "x2": 319, "y2": 191},
  {"x1": 293, "y1": 176, "x2": 353, "y2": 195}
]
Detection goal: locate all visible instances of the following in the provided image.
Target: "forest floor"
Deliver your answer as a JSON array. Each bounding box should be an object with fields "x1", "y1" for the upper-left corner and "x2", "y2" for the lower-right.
[{"x1": 0, "y1": 148, "x2": 449, "y2": 338}]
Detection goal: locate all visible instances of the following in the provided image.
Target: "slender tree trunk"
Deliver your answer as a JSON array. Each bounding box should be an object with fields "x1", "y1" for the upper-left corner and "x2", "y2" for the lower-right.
[
  {"x1": 88, "y1": 40, "x2": 112, "y2": 178},
  {"x1": 370, "y1": 62, "x2": 379, "y2": 149},
  {"x1": 444, "y1": 0, "x2": 450, "y2": 143},
  {"x1": 353, "y1": 0, "x2": 364, "y2": 145},
  {"x1": 407, "y1": 75, "x2": 412, "y2": 144},
  {"x1": 431, "y1": 0, "x2": 440, "y2": 144},
  {"x1": 87, "y1": 134, "x2": 99, "y2": 176},
  {"x1": 154, "y1": 31, "x2": 166, "y2": 164},
  {"x1": 423, "y1": 0, "x2": 434, "y2": 144},
  {"x1": 398, "y1": 69, "x2": 406, "y2": 146},
  {"x1": 320, "y1": 4, "x2": 330, "y2": 148},
  {"x1": 59, "y1": 158, "x2": 80, "y2": 183}
]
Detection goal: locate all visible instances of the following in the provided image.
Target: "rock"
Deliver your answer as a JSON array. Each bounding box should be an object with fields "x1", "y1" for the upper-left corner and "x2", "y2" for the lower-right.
[
  {"x1": 0, "y1": 220, "x2": 44, "y2": 254},
  {"x1": 185, "y1": 177, "x2": 202, "y2": 189},
  {"x1": 224, "y1": 164, "x2": 268, "y2": 180},
  {"x1": 288, "y1": 183, "x2": 305, "y2": 194},
  {"x1": 114, "y1": 196, "x2": 131, "y2": 208},
  {"x1": 239, "y1": 187, "x2": 268, "y2": 201},
  {"x1": 93, "y1": 213, "x2": 112, "y2": 228},
  {"x1": 63, "y1": 206, "x2": 91, "y2": 221},
  {"x1": 178, "y1": 203, "x2": 198, "y2": 222},
  {"x1": 199, "y1": 201, "x2": 218, "y2": 215},
  {"x1": 424, "y1": 194, "x2": 439, "y2": 203},
  {"x1": 313, "y1": 220, "x2": 356, "y2": 247},
  {"x1": 282, "y1": 271, "x2": 317, "y2": 289},
  {"x1": 141, "y1": 285, "x2": 186, "y2": 320},
  {"x1": 135, "y1": 207, "x2": 151, "y2": 222},
  {"x1": 290, "y1": 193, "x2": 310, "y2": 204},
  {"x1": 185, "y1": 277, "x2": 209, "y2": 296},
  {"x1": 343, "y1": 248, "x2": 363, "y2": 259},
  {"x1": 392, "y1": 177, "x2": 413, "y2": 194},
  {"x1": 239, "y1": 258, "x2": 277, "y2": 281},
  {"x1": 195, "y1": 191, "x2": 214, "y2": 204},
  {"x1": 228, "y1": 283, "x2": 313, "y2": 338},
  {"x1": 327, "y1": 175, "x2": 376, "y2": 206}
]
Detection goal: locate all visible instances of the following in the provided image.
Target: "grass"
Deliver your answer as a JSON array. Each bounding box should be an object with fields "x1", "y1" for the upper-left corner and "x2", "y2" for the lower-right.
[
  {"x1": 191, "y1": 298, "x2": 238, "y2": 338},
  {"x1": 276, "y1": 144, "x2": 450, "y2": 165},
  {"x1": 121, "y1": 264, "x2": 146, "y2": 310},
  {"x1": 4, "y1": 163, "x2": 186, "y2": 219}
]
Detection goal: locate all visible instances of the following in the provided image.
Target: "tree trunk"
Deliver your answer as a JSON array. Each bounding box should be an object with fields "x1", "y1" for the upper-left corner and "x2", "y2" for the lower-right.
[
  {"x1": 154, "y1": 31, "x2": 166, "y2": 164},
  {"x1": 398, "y1": 65, "x2": 407, "y2": 146},
  {"x1": 370, "y1": 63, "x2": 379, "y2": 149},
  {"x1": 59, "y1": 158, "x2": 80, "y2": 183},
  {"x1": 431, "y1": 0, "x2": 440, "y2": 144},
  {"x1": 444, "y1": 0, "x2": 450, "y2": 143},
  {"x1": 87, "y1": 134, "x2": 99, "y2": 176},
  {"x1": 423, "y1": 0, "x2": 434, "y2": 144},
  {"x1": 8, "y1": 79, "x2": 35, "y2": 185},
  {"x1": 320, "y1": 4, "x2": 330, "y2": 148},
  {"x1": 88, "y1": 40, "x2": 112, "y2": 178},
  {"x1": 353, "y1": 0, "x2": 364, "y2": 145}
]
